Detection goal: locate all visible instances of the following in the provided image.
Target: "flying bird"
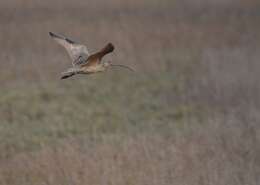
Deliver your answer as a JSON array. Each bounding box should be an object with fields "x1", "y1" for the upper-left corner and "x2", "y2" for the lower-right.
[{"x1": 49, "y1": 32, "x2": 134, "y2": 79}]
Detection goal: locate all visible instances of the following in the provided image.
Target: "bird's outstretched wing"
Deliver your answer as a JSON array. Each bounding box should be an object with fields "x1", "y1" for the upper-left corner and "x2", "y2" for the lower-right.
[{"x1": 49, "y1": 32, "x2": 89, "y2": 66}]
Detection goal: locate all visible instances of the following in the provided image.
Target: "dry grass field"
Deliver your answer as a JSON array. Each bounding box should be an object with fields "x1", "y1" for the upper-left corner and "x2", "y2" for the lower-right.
[{"x1": 0, "y1": 0, "x2": 260, "y2": 185}]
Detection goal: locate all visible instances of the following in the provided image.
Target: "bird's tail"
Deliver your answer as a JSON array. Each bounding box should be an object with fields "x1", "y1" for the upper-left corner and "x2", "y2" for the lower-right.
[
  {"x1": 61, "y1": 68, "x2": 80, "y2": 79},
  {"x1": 98, "y1": 43, "x2": 115, "y2": 58}
]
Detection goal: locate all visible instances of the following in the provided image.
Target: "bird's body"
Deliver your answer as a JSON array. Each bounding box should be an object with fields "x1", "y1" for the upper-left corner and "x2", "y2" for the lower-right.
[{"x1": 49, "y1": 32, "x2": 134, "y2": 79}]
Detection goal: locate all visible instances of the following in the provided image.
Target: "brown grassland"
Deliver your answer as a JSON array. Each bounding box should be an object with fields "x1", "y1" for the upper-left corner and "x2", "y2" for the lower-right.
[{"x1": 0, "y1": 0, "x2": 260, "y2": 184}]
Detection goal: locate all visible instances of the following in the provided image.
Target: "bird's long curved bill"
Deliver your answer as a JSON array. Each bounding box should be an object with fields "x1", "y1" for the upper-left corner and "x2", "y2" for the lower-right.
[{"x1": 110, "y1": 64, "x2": 135, "y2": 72}]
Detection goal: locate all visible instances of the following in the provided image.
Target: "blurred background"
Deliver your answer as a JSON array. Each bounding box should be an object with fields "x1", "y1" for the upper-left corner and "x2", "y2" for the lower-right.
[{"x1": 0, "y1": 0, "x2": 260, "y2": 185}]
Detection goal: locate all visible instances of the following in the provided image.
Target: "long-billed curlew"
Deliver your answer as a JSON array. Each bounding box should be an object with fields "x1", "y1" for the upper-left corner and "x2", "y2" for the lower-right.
[{"x1": 49, "y1": 32, "x2": 134, "y2": 79}]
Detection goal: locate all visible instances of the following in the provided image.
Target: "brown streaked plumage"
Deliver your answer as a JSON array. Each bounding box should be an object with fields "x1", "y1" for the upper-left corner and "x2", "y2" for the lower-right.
[{"x1": 49, "y1": 32, "x2": 134, "y2": 79}]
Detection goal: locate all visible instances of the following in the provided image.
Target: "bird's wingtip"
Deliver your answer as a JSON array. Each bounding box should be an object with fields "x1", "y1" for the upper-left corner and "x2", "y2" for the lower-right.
[
  {"x1": 49, "y1": 32, "x2": 54, "y2": 36},
  {"x1": 49, "y1": 31, "x2": 59, "y2": 38}
]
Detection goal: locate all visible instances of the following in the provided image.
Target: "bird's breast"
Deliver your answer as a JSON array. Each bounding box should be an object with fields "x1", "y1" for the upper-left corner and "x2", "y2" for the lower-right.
[{"x1": 82, "y1": 65, "x2": 105, "y2": 73}]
